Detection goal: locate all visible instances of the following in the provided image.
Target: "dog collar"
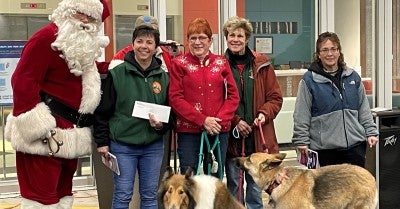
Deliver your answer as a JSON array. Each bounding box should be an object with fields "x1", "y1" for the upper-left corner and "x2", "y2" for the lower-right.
[
  {"x1": 265, "y1": 180, "x2": 280, "y2": 195},
  {"x1": 265, "y1": 169, "x2": 288, "y2": 195}
]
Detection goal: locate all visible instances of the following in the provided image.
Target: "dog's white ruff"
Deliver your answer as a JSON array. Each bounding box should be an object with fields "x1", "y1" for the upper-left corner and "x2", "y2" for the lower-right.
[{"x1": 192, "y1": 175, "x2": 218, "y2": 209}]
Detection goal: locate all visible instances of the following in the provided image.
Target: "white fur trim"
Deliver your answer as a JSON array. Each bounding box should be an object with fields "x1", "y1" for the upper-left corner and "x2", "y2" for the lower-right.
[
  {"x1": 108, "y1": 59, "x2": 124, "y2": 70},
  {"x1": 4, "y1": 113, "x2": 14, "y2": 141},
  {"x1": 98, "y1": 36, "x2": 110, "y2": 48},
  {"x1": 79, "y1": 65, "x2": 101, "y2": 114},
  {"x1": 11, "y1": 126, "x2": 92, "y2": 159},
  {"x1": 21, "y1": 198, "x2": 58, "y2": 209},
  {"x1": 58, "y1": 196, "x2": 74, "y2": 209},
  {"x1": 51, "y1": 126, "x2": 93, "y2": 158},
  {"x1": 193, "y1": 175, "x2": 217, "y2": 209},
  {"x1": 5, "y1": 103, "x2": 56, "y2": 143},
  {"x1": 52, "y1": 0, "x2": 103, "y2": 23},
  {"x1": 6, "y1": 102, "x2": 92, "y2": 158}
]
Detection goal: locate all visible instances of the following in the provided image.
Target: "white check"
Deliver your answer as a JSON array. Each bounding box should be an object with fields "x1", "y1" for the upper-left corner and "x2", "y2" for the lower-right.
[{"x1": 132, "y1": 101, "x2": 171, "y2": 123}]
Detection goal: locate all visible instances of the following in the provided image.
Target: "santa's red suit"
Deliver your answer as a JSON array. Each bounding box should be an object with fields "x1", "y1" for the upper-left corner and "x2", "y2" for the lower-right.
[{"x1": 4, "y1": 0, "x2": 109, "y2": 208}]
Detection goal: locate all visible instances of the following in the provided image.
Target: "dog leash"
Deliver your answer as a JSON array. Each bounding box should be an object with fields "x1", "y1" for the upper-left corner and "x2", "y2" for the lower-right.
[
  {"x1": 234, "y1": 120, "x2": 268, "y2": 152},
  {"x1": 257, "y1": 120, "x2": 268, "y2": 153},
  {"x1": 233, "y1": 120, "x2": 268, "y2": 202},
  {"x1": 171, "y1": 129, "x2": 178, "y2": 172},
  {"x1": 164, "y1": 128, "x2": 178, "y2": 174},
  {"x1": 237, "y1": 134, "x2": 246, "y2": 203},
  {"x1": 196, "y1": 131, "x2": 223, "y2": 180},
  {"x1": 171, "y1": 129, "x2": 179, "y2": 173},
  {"x1": 232, "y1": 125, "x2": 245, "y2": 202}
]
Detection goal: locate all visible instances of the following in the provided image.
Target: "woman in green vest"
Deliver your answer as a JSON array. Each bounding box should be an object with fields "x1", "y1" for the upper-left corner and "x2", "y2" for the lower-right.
[{"x1": 93, "y1": 25, "x2": 169, "y2": 209}]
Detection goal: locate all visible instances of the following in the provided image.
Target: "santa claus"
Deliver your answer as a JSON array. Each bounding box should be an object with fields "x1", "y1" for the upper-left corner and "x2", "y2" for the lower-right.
[{"x1": 4, "y1": 0, "x2": 109, "y2": 208}]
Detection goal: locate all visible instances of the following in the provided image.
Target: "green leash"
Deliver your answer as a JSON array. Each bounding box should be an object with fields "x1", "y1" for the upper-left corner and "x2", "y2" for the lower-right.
[{"x1": 196, "y1": 131, "x2": 223, "y2": 180}]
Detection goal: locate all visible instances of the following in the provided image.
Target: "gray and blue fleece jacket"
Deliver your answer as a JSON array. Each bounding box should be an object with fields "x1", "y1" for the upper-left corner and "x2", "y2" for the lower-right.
[{"x1": 292, "y1": 62, "x2": 378, "y2": 150}]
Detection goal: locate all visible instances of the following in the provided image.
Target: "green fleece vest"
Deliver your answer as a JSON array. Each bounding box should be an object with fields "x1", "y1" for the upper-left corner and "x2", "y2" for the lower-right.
[{"x1": 108, "y1": 62, "x2": 169, "y2": 145}]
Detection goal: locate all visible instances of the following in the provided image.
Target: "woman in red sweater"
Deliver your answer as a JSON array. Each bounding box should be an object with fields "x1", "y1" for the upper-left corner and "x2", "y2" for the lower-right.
[{"x1": 169, "y1": 18, "x2": 239, "y2": 178}]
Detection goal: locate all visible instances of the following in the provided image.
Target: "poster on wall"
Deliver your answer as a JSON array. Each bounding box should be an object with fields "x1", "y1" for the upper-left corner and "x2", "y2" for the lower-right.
[
  {"x1": 0, "y1": 41, "x2": 25, "y2": 106},
  {"x1": 254, "y1": 36, "x2": 273, "y2": 54}
]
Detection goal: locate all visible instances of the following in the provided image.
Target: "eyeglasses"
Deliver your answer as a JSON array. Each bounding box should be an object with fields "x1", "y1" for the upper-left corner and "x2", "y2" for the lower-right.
[
  {"x1": 73, "y1": 11, "x2": 96, "y2": 23},
  {"x1": 319, "y1": 47, "x2": 339, "y2": 54},
  {"x1": 189, "y1": 36, "x2": 209, "y2": 43}
]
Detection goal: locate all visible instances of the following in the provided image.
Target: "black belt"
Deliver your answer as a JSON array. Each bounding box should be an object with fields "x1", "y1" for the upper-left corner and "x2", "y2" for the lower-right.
[{"x1": 40, "y1": 92, "x2": 94, "y2": 127}]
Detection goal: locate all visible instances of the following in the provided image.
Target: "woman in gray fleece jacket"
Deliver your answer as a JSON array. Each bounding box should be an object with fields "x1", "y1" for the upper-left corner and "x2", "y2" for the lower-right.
[{"x1": 292, "y1": 32, "x2": 378, "y2": 167}]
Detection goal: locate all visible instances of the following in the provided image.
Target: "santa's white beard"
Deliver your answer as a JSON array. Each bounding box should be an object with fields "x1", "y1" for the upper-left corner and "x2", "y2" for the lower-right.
[{"x1": 51, "y1": 19, "x2": 109, "y2": 76}]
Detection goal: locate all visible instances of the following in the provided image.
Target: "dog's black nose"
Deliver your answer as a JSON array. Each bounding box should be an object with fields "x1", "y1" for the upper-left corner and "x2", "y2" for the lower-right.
[
  {"x1": 234, "y1": 157, "x2": 241, "y2": 168},
  {"x1": 233, "y1": 157, "x2": 244, "y2": 169},
  {"x1": 234, "y1": 157, "x2": 248, "y2": 172}
]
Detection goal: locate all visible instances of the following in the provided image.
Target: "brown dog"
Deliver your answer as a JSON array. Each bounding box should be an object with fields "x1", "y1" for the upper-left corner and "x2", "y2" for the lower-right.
[
  {"x1": 236, "y1": 152, "x2": 378, "y2": 209},
  {"x1": 158, "y1": 167, "x2": 245, "y2": 209}
]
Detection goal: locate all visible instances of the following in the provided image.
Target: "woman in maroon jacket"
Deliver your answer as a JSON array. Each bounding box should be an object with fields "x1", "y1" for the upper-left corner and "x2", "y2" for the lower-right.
[
  {"x1": 223, "y1": 16, "x2": 283, "y2": 208},
  {"x1": 169, "y1": 18, "x2": 239, "y2": 178}
]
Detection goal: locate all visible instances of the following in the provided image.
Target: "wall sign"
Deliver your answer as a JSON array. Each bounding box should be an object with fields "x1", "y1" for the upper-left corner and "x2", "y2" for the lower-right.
[
  {"x1": 254, "y1": 36, "x2": 273, "y2": 54},
  {"x1": 20, "y1": 3, "x2": 46, "y2": 9},
  {"x1": 0, "y1": 40, "x2": 25, "y2": 106},
  {"x1": 251, "y1": 21, "x2": 298, "y2": 34}
]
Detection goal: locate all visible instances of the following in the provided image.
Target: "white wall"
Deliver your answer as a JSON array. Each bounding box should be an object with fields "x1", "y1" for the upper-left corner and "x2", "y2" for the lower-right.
[
  {"x1": 335, "y1": 0, "x2": 361, "y2": 70},
  {"x1": 0, "y1": 0, "x2": 58, "y2": 14},
  {"x1": 275, "y1": 97, "x2": 297, "y2": 144}
]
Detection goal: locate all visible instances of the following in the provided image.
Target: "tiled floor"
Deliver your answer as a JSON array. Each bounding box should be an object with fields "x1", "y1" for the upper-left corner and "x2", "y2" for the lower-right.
[
  {"x1": 0, "y1": 189, "x2": 99, "y2": 209},
  {"x1": 0, "y1": 150, "x2": 298, "y2": 209},
  {"x1": 0, "y1": 187, "x2": 272, "y2": 209}
]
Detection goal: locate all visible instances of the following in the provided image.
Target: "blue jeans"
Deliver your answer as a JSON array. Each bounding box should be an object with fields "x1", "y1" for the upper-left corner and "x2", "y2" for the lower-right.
[
  {"x1": 177, "y1": 132, "x2": 228, "y2": 179},
  {"x1": 109, "y1": 139, "x2": 163, "y2": 209},
  {"x1": 225, "y1": 157, "x2": 263, "y2": 209}
]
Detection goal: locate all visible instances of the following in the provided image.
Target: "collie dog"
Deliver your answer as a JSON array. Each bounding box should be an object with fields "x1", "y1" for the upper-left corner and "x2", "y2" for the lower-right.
[{"x1": 158, "y1": 167, "x2": 245, "y2": 209}]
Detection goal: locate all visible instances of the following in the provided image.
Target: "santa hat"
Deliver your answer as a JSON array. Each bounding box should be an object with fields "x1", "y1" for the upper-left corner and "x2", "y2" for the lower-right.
[
  {"x1": 100, "y1": 0, "x2": 110, "y2": 22},
  {"x1": 135, "y1": 15, "x2": 159, "y2": 29},
  {"x1": 51, "y1": 0, "x2": 103, "y2": 23}
]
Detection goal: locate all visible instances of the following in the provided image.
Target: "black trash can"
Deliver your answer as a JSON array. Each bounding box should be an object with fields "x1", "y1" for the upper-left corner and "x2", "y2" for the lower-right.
[{"x1": 365, "y1": 109, "x2": 400, "y2": 209}]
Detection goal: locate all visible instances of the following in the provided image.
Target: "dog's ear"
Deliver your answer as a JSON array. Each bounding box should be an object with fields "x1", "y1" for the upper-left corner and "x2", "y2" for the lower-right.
[
  {"x1": 274, "y1": 153, "x2": 287, "y2": 161},
  {"x1": 261, "y1": 157, "x2": 284, "y2": 171},
  {"x1": 184, "y1": 167, "x2": 194, "y2": 179},
  {"x1": 161, "y1": 166, "x2": 174, "y2": 182}
]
